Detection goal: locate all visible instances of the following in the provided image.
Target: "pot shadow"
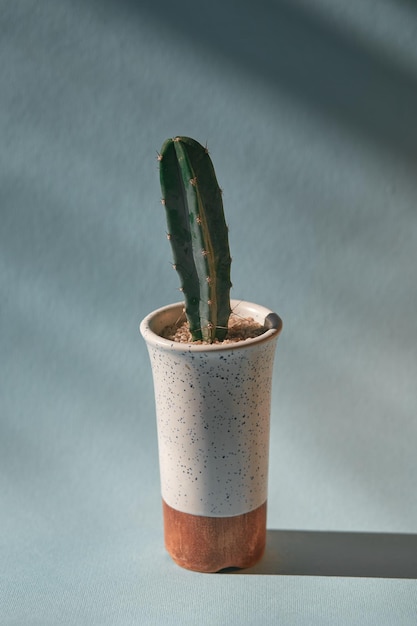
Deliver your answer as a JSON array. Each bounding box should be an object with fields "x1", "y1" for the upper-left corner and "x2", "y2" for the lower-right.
[{"x1": 222, "y1": 529, "x2": 417, "y2": 578}]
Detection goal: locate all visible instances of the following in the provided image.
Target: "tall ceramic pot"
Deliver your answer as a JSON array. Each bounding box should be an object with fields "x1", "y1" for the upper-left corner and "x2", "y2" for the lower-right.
[{"x1": 140, "y1": 299, "x2": 283, "y2": 572}]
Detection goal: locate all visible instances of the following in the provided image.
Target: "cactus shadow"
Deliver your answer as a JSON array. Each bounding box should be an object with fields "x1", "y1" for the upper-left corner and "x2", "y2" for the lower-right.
[{"x1": 223, "y1": 529, "x2": 417, "y2": 578}]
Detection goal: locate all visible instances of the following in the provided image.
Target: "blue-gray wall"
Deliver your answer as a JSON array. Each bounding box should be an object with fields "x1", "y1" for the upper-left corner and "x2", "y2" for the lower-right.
[{"x1": 1, "y1": 1, "x2": 417, "y2": 623}]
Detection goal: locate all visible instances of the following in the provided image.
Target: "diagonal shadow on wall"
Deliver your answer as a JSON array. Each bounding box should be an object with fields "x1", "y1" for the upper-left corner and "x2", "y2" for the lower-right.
[
  {"x1": 223, "y1": 529, "x2": 417, "y2": 578},
  {"x1": 101, "y1": 0, "x2": 417, "y2": 163}
]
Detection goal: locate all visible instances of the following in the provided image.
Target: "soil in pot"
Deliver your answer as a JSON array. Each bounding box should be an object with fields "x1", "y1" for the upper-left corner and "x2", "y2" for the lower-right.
[{"x1": 161, "y1": 312, "x2": 266, "y2": 344}]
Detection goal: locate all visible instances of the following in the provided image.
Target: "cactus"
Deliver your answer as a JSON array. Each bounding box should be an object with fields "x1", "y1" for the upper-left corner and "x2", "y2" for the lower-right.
[{"x1": 159, "y1": 136, "x2": 232, "y2": 342}]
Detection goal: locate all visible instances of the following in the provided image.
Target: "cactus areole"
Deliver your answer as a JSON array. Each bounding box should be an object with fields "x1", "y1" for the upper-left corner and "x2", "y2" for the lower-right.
[{"x1": 159, "y1": 136, "x2": 232, "y2": 343}]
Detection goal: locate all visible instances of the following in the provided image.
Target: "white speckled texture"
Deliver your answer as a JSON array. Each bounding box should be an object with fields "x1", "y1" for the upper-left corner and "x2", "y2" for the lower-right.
[{"x1": 141, "y1": 300, "x2": 282, "y2": 517}]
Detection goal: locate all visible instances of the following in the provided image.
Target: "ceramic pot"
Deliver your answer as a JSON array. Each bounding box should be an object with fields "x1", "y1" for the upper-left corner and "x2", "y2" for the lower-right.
[{"x1": 140, "y1": 299, "x2": 282, "y2": 572}]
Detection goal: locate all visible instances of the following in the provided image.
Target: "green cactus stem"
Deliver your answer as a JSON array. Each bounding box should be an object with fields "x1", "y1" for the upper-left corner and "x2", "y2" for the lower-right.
[{"x1": 159, "y1": 136, "x2": 232, "y2": 342}]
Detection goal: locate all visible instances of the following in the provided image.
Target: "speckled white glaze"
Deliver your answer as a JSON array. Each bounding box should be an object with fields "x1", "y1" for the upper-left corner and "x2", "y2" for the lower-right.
[{"x1": 140, "y1": 300, "x2": 282, "y2": 517}]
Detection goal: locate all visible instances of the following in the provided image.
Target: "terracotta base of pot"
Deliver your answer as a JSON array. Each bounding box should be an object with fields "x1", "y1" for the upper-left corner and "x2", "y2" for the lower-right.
[{"x1": 162, "y1": 499, "x2": 267, "y2": 572}]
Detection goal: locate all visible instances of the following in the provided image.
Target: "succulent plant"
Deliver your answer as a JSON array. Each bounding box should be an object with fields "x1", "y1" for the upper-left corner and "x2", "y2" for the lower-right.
[{"x1": 159, "y1": 136, "x2": 232, "y2": 342}]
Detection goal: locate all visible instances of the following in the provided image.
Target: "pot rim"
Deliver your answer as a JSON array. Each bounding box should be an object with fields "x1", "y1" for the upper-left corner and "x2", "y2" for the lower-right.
[{"x1": 140, "y1": 299, "x2": 283, "y2": 353}]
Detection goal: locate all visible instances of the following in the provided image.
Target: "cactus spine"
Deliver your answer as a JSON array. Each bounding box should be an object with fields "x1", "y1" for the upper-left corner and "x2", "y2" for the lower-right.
[{"x1": 159, "y1": 136, "x2": 232, "y2": 342}]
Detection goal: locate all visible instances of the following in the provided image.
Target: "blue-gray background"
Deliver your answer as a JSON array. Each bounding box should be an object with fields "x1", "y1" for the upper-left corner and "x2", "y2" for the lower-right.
[{"x1": 1, "y1": 1, "x2": 416, "y2": 624}]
